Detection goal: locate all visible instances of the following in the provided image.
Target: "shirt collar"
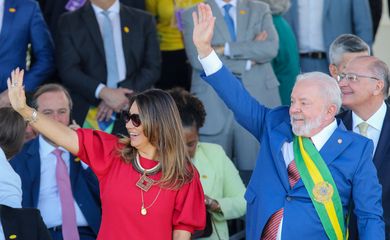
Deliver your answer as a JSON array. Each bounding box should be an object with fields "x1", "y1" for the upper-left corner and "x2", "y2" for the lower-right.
[
  {"x1": 215, "y1": 0, "x2": 237, "y2": 9},
  {"x1": 38, "y1": 135, "x2": 67, "y2": 158},
  {"x1": 352, "y1": 102, "x2": 386, "y2": 131},
  {"x1": 310, "y1": 119, "x2": 338, "y2": 151},
  {"x1": 91, "y1": 0, "x2": 120, "y2": 15}
]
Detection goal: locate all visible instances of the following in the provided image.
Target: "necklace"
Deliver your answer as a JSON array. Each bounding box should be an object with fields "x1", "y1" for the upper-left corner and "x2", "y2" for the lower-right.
[
  {"x1": 133, "y1": 154, "x2": 161, "y2": 192},
  {"x1": 140, "y1": 187, "x2": 162, "y2": 216}
]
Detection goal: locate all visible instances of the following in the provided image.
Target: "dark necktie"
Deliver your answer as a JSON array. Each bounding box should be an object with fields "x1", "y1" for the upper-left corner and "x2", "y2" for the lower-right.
[{"x1": 261, "y1": 160, "x2": 300, "y2": 239}]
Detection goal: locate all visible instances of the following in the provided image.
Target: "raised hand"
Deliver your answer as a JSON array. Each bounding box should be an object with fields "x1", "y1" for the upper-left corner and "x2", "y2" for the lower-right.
[
  {"x1": 192, "y1": 3, "x2": 216, "y2": 58},
  {"x1": 7, "y1": 68, "x2": 27, "y2": 112}
]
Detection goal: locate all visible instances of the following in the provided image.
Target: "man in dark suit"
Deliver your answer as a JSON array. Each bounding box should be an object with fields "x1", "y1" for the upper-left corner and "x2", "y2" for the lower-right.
[
  {"x1": 11, "y1": 84, "x2": 101, "y2": 240},
  {"x1": 0, "y1": 0, "x2": 54, "y2": 108},
  {"x1": 337, "y1": 56, "x2": 390, "y2": 239},
  {"x1": 0, "y1": 205, "x2": 51, "y2": 240},
  {"x1": 56, "y1": 0, "x2": 160, "y2": 135}
]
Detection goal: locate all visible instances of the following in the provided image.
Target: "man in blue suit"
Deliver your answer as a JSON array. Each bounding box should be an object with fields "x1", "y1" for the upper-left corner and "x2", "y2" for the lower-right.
[
  {"x1": 337, "y1": 56, "x2": 390, "y2": 239},
  {"x1": 11, "y1": 84, "x2": 101, "y2": 240},
  {"x1": 191, "y1": 3, "x2": 384, "y2": 239},
  {"x1": 283, "y1": 0, "x2": 373, "y2": 74},
  {"x1": 0, "y1": 0, "x2": 54, "y2": 107}
]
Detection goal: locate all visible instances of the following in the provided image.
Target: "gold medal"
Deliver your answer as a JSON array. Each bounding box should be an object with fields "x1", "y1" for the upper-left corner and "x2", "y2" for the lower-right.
[{"x1": 312, "y1": 181, "x2": 334, "y2": 204}]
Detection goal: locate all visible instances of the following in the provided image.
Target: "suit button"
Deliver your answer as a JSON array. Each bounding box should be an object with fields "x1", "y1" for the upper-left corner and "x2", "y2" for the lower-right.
[{"x1": 286, "y1": 196, "x2": 292, "y2": 201}]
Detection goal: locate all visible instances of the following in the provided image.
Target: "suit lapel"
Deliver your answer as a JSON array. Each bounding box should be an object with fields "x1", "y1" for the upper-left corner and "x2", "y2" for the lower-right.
[
  {"x1": 0, "y1": 205, "x2": 20, "y2": 239},
  {"x1": 119, "y1": 4, "x2": 132, "y2": 73},
  {"x1": 26, "y1": 139, "x2": 42, "y2": 208},
  {"x1": 235, "y1": 0, "x2": 249, "y2": 41},
  {"x1": 373, "y1": 104, "x2": 390, "y2": 168},
  {"x1": 193, "y1": 146, "x2": 216, "y2": 195},
  {"x1": 322, "y1": 0, "x2": 330, "y2": 18},
  {"x1": 208, "y1": 0, "x2": 231, "y2": 42},
  {"x1": 270, "y1": 121, "x2": 294, "y2": 192},
  {"x1": 69, "y1": 154, "x2": 79, "y2": 192},
  {"x1": 0, "y1": 0, "x2": 17, "y2": 43},
  {"x1": 82, "y1": 3, "x2": 105, "y2": 59}
]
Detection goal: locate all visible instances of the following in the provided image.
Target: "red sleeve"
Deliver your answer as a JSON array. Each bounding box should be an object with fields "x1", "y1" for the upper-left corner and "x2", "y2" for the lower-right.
[
  {"x1": 76, "y1": 129, "x2": 120, "y2": 179},
  {"x1": 173, "y1": 169, "x2": 206, "y2": 233}
]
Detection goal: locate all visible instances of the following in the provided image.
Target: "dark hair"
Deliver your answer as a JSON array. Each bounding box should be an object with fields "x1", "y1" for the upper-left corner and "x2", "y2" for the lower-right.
[
  {"x1": 31, "y1": 83, "x2": 73, "y2": 110},
  {"x1": 0, "y1": 107, "x2": 26, "y2": 159},
  {"x1": 119, "y1": 89, "x2": 193, "y2": 189},
  {"x1": 168, "y1": 88, "x2": 206, "y2": 130}
]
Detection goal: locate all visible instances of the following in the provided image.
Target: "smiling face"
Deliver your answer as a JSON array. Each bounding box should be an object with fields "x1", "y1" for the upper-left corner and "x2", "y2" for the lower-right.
[
  {"x1": 339, "y1": 58, "x2": 384, "y2": 112},
  {"x1": 289, "y1": 80, "x2": 333, "y2": 137},
  {"x1": 125, "y1": 102, "x2": 156, "y2": 155}
]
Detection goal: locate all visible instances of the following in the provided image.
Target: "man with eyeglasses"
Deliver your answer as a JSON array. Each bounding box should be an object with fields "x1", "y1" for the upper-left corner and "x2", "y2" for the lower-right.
[{"x1": 337, "y1": 55, "x2": 390, "y2": 240}]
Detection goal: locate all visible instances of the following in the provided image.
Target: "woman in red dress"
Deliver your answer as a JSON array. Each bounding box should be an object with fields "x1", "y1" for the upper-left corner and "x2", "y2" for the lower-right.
[{"x1": 7, "y1": 69, "x2": 206, "y2": 240}]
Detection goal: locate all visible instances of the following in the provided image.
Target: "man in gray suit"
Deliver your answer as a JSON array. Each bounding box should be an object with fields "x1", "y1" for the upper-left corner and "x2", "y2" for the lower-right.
[
  {"x1": 182, "y1": 0, "x2": 281, "y2": 183},
  {"x1": 284, "y1": 0, "x2": 373, "y2": 74}
]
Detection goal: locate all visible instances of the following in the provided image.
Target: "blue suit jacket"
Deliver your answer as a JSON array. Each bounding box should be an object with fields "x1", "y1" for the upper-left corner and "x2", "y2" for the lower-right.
[
  {"x1": 283, "y1": 0, "x2": 373, "y2": 57},
  {"x1": 338, "y1": 104, "x2": 390, "y2": 239},
  {"x1": 202, "y1": 66, "x2": 384, "y2": 239},
  {"x1": 10, "y1": 137, "x2": 101, "y2": 235},
  {"x1": 0, "y1": 0, "x2": 54, "y2": 92}
]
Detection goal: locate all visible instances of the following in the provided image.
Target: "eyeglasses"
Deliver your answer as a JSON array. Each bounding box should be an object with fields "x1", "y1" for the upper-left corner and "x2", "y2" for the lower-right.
[
  {"x1": 337, "y1": 73, "x2": 380, "y2": 83},
  {"x1": 121, "y1": 111, "x2": 141, "y2": 127}
]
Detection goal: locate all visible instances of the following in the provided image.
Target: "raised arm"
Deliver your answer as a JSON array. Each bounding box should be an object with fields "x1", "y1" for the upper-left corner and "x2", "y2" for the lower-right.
[
  {"x1": 192, "y1": 3, "x2": 216, "y2": 59},
  {"x1": 7, "y1": 69, "x2": 79, "y2": 155}
]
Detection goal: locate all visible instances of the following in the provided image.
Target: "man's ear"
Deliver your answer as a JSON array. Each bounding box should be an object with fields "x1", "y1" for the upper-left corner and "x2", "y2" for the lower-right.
[{"x1": 329, "y1": 64, "x2": 338, "y2": 79}]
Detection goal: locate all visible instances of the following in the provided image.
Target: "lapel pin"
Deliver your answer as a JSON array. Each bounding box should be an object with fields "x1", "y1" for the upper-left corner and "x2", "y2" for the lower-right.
[
  {"x1": 74, "y1": 157, "x2": 81, "y2": 162},
  {"x1": 9, "y1": 235, "x2": 17, "y2": 239},
  {"x1": 337, "y1": 138, "x2": 342, "y2": 144},
  {"x1": 123, "y1": 26, "x2": 129, "y2": 33},
  {"x1": 239, "y1": 10, "x2": 247, "y2": 15},
  {"x1": 202, "y1": 175, "x2": 208, "y2": 179},
  {"x1": 9, "y1": 8, "x2": 16, "y2": 13}
]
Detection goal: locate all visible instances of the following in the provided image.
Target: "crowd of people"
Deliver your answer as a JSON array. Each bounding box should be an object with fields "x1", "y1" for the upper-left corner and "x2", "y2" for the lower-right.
[{"x1": 0, "y1": 0, "x2": 389, "y2": 239}]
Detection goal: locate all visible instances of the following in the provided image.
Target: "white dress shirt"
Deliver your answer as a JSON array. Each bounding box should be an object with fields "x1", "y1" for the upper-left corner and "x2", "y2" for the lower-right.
[
  {"x1": 37, "y1": 136, "x2": 88, "y2": 228},
  {"x1": 198, "y1": 50, "x2": 338, "y2": 239},
  {"x1": 297, "y1": 0, "x2": 325, "y2": 53},
  {"x1": 0, "y1": 221, "x2": 4, "y2": 240},
  {"x1": 0, "y1": 0, "x2": 4, "y2": 33},
  {"x1": 92, "y1": 0, "x2": 126, "y2": 98},
  {"x1": 0, "y1": 148, "x2": 22, "y2": 208},
  {"x1": 352, "y1": 102, "x2": 386, "y2": 153}
]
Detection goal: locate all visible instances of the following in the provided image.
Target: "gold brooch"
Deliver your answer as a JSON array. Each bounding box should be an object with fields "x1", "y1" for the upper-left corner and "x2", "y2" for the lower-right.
[
  {"x1": 312, "y1": 181, "x2": 334, "y2": 204},
  {"x1": 201, "y1": 175, "x2": 208, "y2": 179},
  {"x1": 74, "y1": 157, "x2": 81, "y2": 162},
  {"x1": 123, "y1": 26, "x2": 130, "y2": 33},
  {"x1": 239, "y1": 10, "x2": 247, "y2": 15},
  {"x1": 9, "y1": 235, "x2": 17, "y2": 239},
  {"x1": 9, "y1": 8, "x2": 16, "y2": 13}
]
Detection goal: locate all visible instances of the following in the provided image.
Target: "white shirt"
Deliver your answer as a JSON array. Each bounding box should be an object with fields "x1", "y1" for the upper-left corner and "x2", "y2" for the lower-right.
[
  {"x1": 0, "y1": 0, "x2": 4, "y2": 33},
  {"x1": 37, "y1": 136, "x2": 88, "y2": 228},
  {"x1": 198, "y1": 51, "x2": 338, "y2": 239},
  {"x1": 0, "y1": 220, "x2": 4, "y2": 240},
  {"x1": 0, "y1": 148, "x2": 22, "y2": 208},
  {"x1": 92, "y1": 0, "x2": 126, "y2": 98},
  {"x1": 352, "y1": 102, "x2": 386, "y2": 153},
  {"x1": 297, "y1": 0, "x2": 325, "y2": 53}
]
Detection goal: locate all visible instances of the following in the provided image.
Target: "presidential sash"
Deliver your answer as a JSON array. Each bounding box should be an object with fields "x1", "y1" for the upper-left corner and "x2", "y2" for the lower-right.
[{"x1": 293, "y1": 136, "x2": 346, "y2": 240}]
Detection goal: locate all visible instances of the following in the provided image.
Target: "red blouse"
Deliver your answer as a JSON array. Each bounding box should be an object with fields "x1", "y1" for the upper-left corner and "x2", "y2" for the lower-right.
[{"x1": 76, "y1": 129, "x2": 205, "y2": 240}]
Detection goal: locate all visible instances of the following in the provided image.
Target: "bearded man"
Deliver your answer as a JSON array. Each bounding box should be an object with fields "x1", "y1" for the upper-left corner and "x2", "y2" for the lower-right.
[{"x1": 190, "y1": 3, "x2": 384, "y2": 239}]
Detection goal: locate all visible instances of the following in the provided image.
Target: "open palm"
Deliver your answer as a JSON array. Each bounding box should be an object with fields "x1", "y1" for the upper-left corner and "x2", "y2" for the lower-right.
[
  {"x1": 192, "y1": 3, "x2": 216, "y2": 58},
  {"x1": 7, "y1": 68, "x2": 27, "y2": 112}
]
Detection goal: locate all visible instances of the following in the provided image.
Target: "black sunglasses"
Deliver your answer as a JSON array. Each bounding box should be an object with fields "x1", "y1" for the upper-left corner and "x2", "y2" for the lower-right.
[{"x1": 121, "y1": 111, "x2": 141, "y2": 127}]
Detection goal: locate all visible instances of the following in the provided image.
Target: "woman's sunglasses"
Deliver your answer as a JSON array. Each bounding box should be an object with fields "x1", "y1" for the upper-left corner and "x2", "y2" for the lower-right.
[{"x1": 121, "y1": 111, "x2": 141, "y2": 127}]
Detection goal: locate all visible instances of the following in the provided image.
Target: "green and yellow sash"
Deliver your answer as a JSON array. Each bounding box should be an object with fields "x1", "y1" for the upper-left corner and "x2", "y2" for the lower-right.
[{"x1": 293, "y1": 136, "x2": 346, "y2": 240}]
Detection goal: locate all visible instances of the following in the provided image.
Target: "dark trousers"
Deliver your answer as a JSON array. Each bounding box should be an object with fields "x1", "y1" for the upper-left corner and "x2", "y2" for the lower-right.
[{"x1": 155, "y1": 49, "x2": 191, "y2": 91}]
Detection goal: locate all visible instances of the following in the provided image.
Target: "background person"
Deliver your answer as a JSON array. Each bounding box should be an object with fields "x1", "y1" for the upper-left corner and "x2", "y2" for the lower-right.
[
  {"x1": 7, "y1": 69, "x2": 206, "y2": 240},
  {"x1": 169, "y1": 88, "x2": 246, "y2": 240}
]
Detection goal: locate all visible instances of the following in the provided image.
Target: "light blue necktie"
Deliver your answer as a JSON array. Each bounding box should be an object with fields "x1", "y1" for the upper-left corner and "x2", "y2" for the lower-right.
[
  {"x1": 223, "y1": 4, "x2": 236, "y2": 42},
  {"x1": 101, "y1": 11, "x2": 119, "y2": 88}
]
